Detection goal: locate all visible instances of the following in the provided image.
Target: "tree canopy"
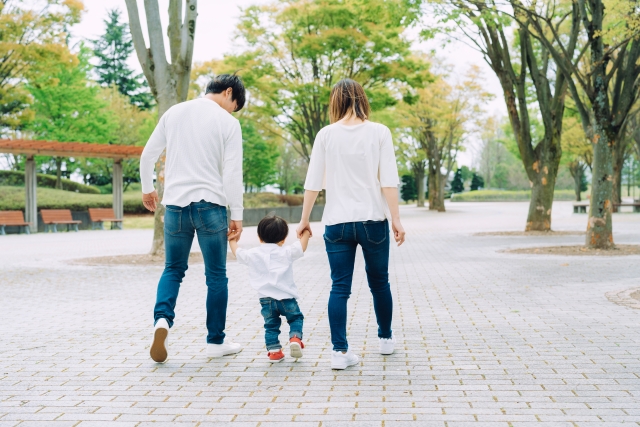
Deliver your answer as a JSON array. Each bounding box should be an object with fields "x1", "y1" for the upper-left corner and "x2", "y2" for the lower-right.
[{"x1": 92, "y1": 8, "x2": 153, "y2": 110}]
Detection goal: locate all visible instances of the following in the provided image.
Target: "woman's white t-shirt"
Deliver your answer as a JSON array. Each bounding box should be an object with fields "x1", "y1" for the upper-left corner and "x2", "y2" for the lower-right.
[{"x1": 304, "y1": 121, "x2": 400, "y2": 226}]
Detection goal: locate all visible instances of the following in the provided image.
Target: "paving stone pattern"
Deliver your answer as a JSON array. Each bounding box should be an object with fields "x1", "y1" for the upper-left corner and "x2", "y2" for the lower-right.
[{"x1": 1, "y1": 202, "x2": 640, "y2": 427}]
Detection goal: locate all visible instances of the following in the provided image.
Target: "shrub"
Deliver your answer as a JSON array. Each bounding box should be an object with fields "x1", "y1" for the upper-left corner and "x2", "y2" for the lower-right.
[
  {"x1": 243, "y1": 192, "x2": 304, "y2": 208},
  {"x1": 277, "y1": 194, "x2": 304, "y2": 206},
  {"x1": 0, "y1": 186, "x2": 146, "y2": 213},
  {"x1": 0, "y1": 170, "x2": 100, "y2": 194}
]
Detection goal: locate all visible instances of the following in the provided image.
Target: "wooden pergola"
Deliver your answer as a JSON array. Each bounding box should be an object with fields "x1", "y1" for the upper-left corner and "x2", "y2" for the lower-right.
[{"x1": 0, "y1": 140, "x2": 144, "y2": 233}]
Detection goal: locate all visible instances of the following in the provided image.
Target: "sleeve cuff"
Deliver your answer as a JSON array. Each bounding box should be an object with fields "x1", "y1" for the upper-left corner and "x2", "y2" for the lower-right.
[
  {"x1": 229, "y1": 208, "x2": 244, "y2": 221},
  {"x1": 141, "y1": 182, "x2": 155, "y2": 194}
]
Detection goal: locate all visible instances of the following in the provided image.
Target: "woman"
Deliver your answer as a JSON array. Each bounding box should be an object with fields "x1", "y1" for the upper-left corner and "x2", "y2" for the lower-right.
[{"x1": 296, "y1": 78, "x2": 406, "y2": 370}]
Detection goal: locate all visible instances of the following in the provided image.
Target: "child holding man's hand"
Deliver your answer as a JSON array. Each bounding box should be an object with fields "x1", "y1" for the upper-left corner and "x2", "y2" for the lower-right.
[{"x1": 229, "y1": 215, "x2": 310, "y2": 362}]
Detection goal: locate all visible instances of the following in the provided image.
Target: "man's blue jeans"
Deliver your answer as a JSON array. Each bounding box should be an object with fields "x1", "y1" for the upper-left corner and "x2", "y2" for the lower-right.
[
  {"x1": 324, "y1": 220, "x2": 393, "y2": 352},
  {"x1": 154, "y1": 201, "x2": 229, "y2": 344},
  {"x1": 259, "y1": 297, "x2": 304, "y2": 351}
]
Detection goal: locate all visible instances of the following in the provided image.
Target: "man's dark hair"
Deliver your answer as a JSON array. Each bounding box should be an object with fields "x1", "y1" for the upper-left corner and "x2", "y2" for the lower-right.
[
  {"x1": 205, "y1": 74, "x2": 246, "y2": 112},
  {"x1": 257, "y1": 215, "x2": 289, "y2": 244}
]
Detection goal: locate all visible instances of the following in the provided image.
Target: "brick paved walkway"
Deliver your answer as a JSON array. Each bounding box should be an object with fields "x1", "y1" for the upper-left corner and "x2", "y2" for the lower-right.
[{"x1": 1, "y1": 201, "x2": 640, "y2": 426}]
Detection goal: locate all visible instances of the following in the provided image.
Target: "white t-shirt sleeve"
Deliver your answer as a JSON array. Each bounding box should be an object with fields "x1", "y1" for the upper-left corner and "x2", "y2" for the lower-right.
[
  {"x1": 235, "y1": 248, "x2": 249, "y2": 265},
  {"x1": 223, "y1": 120, "x2": 244, "y2": 221},
  {"x1": 286, "y1": 241, "x2": 304, "y2": 261},
  {"x1": 378, "y1": 126, "x2": 400, "y2": 187},
  {"x1": 139, "y1": 113, "x2": 168, "y2": 194},
  {"x1": 304, "y1": 131, "x2": 326, "y2": 191}
]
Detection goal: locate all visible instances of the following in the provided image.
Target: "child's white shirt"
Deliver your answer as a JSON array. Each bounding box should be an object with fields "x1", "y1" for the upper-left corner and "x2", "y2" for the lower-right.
[{"x1": 235, "y1": 241, "x2": 304, "y2": 300}]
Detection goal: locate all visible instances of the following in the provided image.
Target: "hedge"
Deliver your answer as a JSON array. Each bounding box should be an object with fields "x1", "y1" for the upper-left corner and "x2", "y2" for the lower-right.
[
  {"x1": 451, "y1": 189, "x2": 582, "y2": 202},
  {"x1": 0, "y1": 187, "x2": 306, "y2": 214},
  {"x1": 0, "y1": 186, "x2": 146, "y2": 213},
  {"x1": 0, "y1": 170, "x2": 100, "y2": 194}
]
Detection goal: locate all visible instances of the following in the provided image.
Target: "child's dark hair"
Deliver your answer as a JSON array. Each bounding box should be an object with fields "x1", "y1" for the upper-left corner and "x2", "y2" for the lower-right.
[{"x1": 257, "y1": 215, "x2": 289, "y2": 243}]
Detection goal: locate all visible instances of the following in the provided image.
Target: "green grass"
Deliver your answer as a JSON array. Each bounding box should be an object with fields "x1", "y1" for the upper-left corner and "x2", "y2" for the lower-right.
[
  {"x1": 451, "y1": 189, "x2": 582, "y2": 202},
  {"x1": 123, "y1": 215, "x2": 155, "y2": 229},
  {"x1": 0, "y1": 186, "x2": 146, "y2": 213}
]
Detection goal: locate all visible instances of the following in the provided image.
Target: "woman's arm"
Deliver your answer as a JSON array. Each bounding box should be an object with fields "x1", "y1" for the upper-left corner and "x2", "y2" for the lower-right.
[
  {"x1": 382, "y1": 187, "x2": 406, "y2": 246},
  {"x1": 296, "y1": 190, "x2": 319, "y2": 238}
]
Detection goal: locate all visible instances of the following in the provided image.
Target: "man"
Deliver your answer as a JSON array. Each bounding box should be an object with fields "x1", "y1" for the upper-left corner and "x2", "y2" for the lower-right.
[{"x1": 140, "y1": 74, "x2": 245, "y2": 363}]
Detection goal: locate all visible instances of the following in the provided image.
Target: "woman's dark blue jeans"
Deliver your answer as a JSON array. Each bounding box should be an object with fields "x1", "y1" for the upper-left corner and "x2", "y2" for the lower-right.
[
  {"x1": 324, "y1": 220, "x2": 393, "y2": 352},
  {"x1": 154, "y1": 201, "x2": 229, "y2": 344}
]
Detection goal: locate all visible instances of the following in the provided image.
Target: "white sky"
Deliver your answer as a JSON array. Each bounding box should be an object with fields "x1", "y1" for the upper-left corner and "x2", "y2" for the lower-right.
[{"x1": 73, "y1": 0, "x2": 507, "y2": 167}]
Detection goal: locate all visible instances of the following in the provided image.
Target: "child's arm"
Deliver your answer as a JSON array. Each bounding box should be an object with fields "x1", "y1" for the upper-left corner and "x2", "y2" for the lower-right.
[
  {"x1": 299, "y1": 229, "x2": 311, "y2": 252},
  {"x1": 228, "y1": 236, "x2": 239, "y2": 256}
]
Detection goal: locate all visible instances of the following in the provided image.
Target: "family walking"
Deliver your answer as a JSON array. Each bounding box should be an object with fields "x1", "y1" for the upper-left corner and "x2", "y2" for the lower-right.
[{"x1": 139, "y1": 75, "x2": 406, "y2": 370}]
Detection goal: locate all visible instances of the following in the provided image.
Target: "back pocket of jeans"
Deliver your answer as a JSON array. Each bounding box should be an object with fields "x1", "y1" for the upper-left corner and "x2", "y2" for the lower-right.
[
  {"x1": 363, "y1": 221, "x2": 387, "y2": 244},
  {"x1": 259, "y1": 298, "x2": 272, "y2": 318},
  {"x1": 164, "y1": 207, "x2": 182, "y2": 235},
  {"x1": 198, "y1": 205, "x2": 227, "y2": 233},
  {"x1": 323, "y1": 223, "x2": 345, "y2": 243},
  {"x1": 282, "y1": 299, "x2": 300, "y2": 314}
]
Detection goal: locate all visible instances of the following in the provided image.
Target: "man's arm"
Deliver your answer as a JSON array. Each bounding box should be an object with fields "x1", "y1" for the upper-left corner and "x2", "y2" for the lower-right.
[
  {"x1": 140, "y1": 115, "x2": 167, "y2": 212},
  {"x1": 299, "y1": 229, "x2": 311, "y2": 252},
  {"x1": 223, "y1": 120, "x2": 244, "y2": 240}
]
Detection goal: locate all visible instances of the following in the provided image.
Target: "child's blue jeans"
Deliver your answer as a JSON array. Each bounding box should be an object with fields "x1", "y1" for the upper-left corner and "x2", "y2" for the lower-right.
[{"x1": 259, "y1": 297, "x2": 304, "y2": 351}]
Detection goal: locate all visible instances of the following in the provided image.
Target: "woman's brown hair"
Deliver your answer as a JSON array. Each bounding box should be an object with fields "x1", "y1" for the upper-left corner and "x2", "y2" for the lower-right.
[{"x1": 329, "y1": 79, "x2": 371, "y2": 123}]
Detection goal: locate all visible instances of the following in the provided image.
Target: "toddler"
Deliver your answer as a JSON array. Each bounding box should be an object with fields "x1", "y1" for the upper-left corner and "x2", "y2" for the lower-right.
[{"x1": 229, "y1": 215, "x2": 310, "y2": 362}]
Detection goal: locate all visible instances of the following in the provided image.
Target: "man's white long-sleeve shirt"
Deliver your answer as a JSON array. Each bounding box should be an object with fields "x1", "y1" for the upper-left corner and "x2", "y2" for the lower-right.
[{"x1": 140, "y1": 98, "x2": 243, "y2": 220}]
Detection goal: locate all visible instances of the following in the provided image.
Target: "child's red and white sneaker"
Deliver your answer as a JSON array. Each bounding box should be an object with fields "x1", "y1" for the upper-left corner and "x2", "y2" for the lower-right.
[
  {"x1": 268, "y1": 349, "x2": 285, "y2": 362},
  {"x1": 289, "y1": 337, "x2": 304, "y2": 358}
]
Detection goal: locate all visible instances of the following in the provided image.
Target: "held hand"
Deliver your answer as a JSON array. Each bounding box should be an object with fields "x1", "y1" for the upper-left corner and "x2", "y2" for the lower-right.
[
  {"x1": 142, "y1": 190, "x2": 159, "y2": 212},
  {"x1": 228, "y1": 220, "x2": 243, "y2": 242},
  {"x1": 391, "y1": 219, "x2": 405, "y2": 246},
  {"x1": 296, "y1": 220, "x2": 312, "y2": 238}
]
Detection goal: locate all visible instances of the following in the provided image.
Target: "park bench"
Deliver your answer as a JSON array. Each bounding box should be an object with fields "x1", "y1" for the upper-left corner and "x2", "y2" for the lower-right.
[
  {"x1": 573, "y1": 202, "x2": 589, "y2": 213},
  {"x1": 41, "y1": 209, "x2": 81, "y2": 232},
  {"x1": 89, "y1": 208, "x2": 123, "y2": 230},
  {"x1": 0, "y1": 211, "x2": 30, "y2": 235},
  {"x1": 613, "y1": 202, "x2": 640, "y2": 213}
]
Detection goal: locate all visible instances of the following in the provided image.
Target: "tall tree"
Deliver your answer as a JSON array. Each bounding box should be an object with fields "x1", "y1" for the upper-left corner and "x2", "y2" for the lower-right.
[
  {"x1": 395, "y1": 135, "x2": 427, "y2": 207},
  {"x1": 562, "y1": 115, "x2": 592, "y2": 201},
  {"x1": 0, "y1": 0, "x2": 82, "y2": 134},
  {"x1": 220, "y1": 0, "x2": 427, "y2": 163},
  {"x1": 124, "y1": 0, "x2": 197, "y2": 255},
  {"x1": 241, "y1": 118, "x2": 279, "y2": 192},
  {"x1": 512, "y1": 0, "x2": 640, "y2": 247},
  {"x1": 430, "y1": 0, "x2": 580, "y2": 228},
  {"x1": 79, "y1": 86, "x2": 156, "y2": 191},
  {"x1": 93, "y1": 8, "x2": 153, "y2": 110},
  {"x1": 402, "y1": 65, "x2": 491, "y2": 211},
  {"x1": 27, "y1": 46, "x2": 115, "y2": 189}
]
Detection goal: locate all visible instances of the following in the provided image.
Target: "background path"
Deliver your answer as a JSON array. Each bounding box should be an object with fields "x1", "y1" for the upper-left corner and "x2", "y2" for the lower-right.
[{"x1": 1, "y1": 201, "x2": 640, "y2": 426}]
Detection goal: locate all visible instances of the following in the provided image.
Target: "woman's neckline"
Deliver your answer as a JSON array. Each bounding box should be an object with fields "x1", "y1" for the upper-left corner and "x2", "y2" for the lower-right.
[{"x1": 335, "y1": 120, "x2": 369, "y2": 128}]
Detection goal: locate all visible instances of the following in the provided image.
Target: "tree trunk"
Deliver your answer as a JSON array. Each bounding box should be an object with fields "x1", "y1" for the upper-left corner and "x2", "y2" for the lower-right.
[
  {"x1": 611, "y1": 143, "x2": 625, "y2": 208},
  {"x1": 428, "y1": 169, "x2": 446, "y2": 212},
  {"x1": 415, "y1": 168, "x2": 425, "y2": 208},
  {"x1": 125, "y1": 0, "x2": 197, "y2": 256},
  {"x1": 55, "y1": 157, "x2": 63, "y2": 189},
  {"x1": 569, "y1": 162, "x2": 583, "y2": 201},
  {"x1": 525, "y1": 158, "x2": 559, "y2": 231},
  {"x1": 586, "y1": 124, "x2": 615, "y2": 249}
]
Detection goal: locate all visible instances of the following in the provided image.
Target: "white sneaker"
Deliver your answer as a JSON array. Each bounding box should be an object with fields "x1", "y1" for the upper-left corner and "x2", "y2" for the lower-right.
[
  {"x1": 380, "y1": 333, "x2": 396, "y2": 355},
  {"x1": 206, "y1": 341, "x2": 243, "y2": 358},
  {"x1": 331, "y1": 350, "x2": 359, "y2": 370},
  {"x1": 150, "y1": 318, "x2": 169, "y2": 363}
]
